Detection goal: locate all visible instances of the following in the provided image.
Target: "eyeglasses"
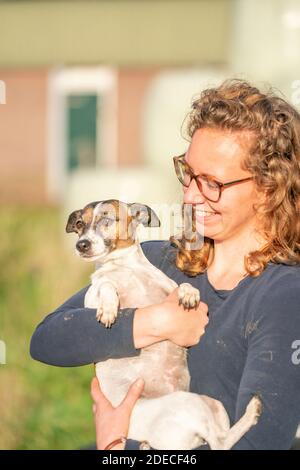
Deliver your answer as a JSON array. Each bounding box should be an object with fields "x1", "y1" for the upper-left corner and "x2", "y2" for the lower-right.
[{"x1": 173, "y1": 154, "x2": 254, "y2": 203}]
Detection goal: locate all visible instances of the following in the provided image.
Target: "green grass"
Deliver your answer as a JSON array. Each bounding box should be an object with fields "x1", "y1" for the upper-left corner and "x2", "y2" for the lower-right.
[{"x1": 0, "y1": 207, "x2": 96, "y2": 449}]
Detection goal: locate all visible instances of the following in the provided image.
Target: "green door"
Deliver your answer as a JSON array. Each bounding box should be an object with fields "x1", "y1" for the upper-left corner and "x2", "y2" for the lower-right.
[{"x1": 66, "y1": 94, "x2": 100, "y2": 172}]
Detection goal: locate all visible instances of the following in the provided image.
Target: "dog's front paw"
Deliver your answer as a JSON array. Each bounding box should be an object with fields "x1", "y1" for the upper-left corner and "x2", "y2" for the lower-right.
[
  {"x1": 139, "y1": 441, "x2": 151, "y2": 450},
  {"x1": 96, "y1": 283, "x2": 119, "y2": 328},
  {"x1": 178, "y1": 283, "x2": 200, "y2": 309},
  {"x1": 246, "y1": 395, "x2": 263, "y2": 425}
]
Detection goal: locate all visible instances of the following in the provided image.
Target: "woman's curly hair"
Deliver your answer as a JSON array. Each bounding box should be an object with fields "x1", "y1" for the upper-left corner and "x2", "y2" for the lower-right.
[{"x1": 170, "y1": 79, "x2": 300, "y2": 277}]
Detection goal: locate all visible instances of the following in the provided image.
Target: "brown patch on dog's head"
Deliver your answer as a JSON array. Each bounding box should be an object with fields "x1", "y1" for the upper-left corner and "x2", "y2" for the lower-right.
[
  {"x1": 82, "y1": 205, "x2": 95, "y2": 225},
  {"x1": 66, "y1": 201, "x2": 102, "y2": 235},
  {"x1": 113, "y1": 202, "x2": 161, "y2": 250},
  {"x1": 95, "y1": 200, "x2": 135, "y2": 250}
]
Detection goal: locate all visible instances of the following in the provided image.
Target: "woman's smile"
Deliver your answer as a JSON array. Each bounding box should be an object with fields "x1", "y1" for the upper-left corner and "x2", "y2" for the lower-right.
[{"x1": 195, "y1": 208, "x2": 220, "y2": 223}]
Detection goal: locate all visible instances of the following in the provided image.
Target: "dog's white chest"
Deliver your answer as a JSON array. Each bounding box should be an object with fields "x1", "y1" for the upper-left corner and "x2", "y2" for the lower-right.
[
  {"x1": 86, "y1": 256, "x2": 177, "y2": 310},
  {"x1": 84, "y1": 252, "x2": 190, "y2": 408}
]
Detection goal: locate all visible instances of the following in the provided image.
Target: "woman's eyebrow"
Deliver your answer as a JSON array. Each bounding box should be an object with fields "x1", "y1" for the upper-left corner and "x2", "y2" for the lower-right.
[{"x1": 185, "y1": 159, "x2": 222, "y2": 181}]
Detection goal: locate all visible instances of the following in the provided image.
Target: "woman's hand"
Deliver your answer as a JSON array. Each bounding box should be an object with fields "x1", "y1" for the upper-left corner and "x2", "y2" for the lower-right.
[
  {"x1": 133, "y1": 287, "x2": 209, "y2": 349},
  {"x1": 91, "y1": 376, "x2": 145, "y2": 450},
  {"x1": 161, "y1": 287, "x2": 209, "y2": 347}
]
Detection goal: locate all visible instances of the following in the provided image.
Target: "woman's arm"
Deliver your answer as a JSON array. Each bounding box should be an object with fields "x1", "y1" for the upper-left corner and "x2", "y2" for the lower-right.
[
  {"x1": 30, "y1": 285, "x2": 166, "y2": 366},
  {"x1": 30, "y1": 240, "x2": 208, "y2": 367},
  {"x1": 30, "y1": 241, "x2": 165, "y2": 366},
  {"x1": 232, "y1": 274, "x2": 300, "y2": 450},
  {"x1": 30, "y1": 284, "x2": 208, "y2": 367}
]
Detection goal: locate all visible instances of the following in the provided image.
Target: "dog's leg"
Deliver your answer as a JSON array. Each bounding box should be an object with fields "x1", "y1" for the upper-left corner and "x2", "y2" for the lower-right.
[
  {"x1": 217, "y1": 395, "x2": 262, "y2": 450},
  {"x1": 95, "y1": 281, "x2": 119, "y2": 328}
]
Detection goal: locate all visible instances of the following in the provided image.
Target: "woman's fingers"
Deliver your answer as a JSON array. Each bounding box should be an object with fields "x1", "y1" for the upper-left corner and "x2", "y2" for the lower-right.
[
  {"x1": 121, "y1": 378, "x2": 145, "y2": 411},
  {"x1": 165, "y1": 287, "x2": 179, "y2": 302},
  {"x1": 91, "y1": 376, "x2": 111, "y2": 411},
  {"x1": 90, "y1": 376, "x2": 100, "y2": 402},
  {"x1": 91, "y1": 376, "x2": 144, "y2": 417}
]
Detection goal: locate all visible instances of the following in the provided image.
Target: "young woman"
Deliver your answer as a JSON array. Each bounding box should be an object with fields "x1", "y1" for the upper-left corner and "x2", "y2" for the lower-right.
[{"x1": 31, "y1": 79, "x2": 300, "y2": 450}]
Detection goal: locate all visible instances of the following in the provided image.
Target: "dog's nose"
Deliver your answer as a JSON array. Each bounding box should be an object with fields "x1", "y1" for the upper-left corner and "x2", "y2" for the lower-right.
[{"x1": 76, "y1": 239, "x2": 91, "y2": 253}]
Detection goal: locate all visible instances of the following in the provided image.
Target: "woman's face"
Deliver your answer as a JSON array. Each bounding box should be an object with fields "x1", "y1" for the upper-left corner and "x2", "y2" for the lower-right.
[{"x1": 183, "y1": 127, "x2": 263, "y2": 242}]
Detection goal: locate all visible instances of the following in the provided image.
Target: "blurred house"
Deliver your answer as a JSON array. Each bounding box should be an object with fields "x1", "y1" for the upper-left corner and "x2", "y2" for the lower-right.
[
  {"x1": 0, "y1": 0, "x2": 299, "y2": 238},
  {"x1": 0, "y1": 0, "x2": 230, "y2": 218}
]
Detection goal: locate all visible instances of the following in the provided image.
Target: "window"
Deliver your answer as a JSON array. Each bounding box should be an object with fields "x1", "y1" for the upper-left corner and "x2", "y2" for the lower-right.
[
  {"x1": 66, "y1": 94, "x2": 99, "y2": 171},
  {"x1": 48, "y1": 67, "x2": 117, "y2": 202}
]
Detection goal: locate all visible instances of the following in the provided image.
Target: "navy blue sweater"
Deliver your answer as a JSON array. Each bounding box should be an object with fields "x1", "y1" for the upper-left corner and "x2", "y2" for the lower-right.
[{"x1": 30, "y1": 241, "x2": 300, "y2": 450}]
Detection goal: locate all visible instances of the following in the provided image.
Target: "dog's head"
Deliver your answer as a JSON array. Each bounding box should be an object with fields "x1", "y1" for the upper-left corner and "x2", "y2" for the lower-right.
[{"x1": 66, "y1": 199, "x2": 160, "y2": 262}]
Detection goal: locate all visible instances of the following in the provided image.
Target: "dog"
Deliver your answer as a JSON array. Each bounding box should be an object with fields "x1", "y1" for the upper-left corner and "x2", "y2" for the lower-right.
[{"x1": 66, "y1": 199, "x2": 262, "y2": 450}]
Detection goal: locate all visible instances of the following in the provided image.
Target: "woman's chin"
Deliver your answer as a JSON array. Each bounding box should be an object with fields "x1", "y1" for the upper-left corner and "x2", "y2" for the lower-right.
[{"x1": 196, "y1": 219, "x2": 221, "y2": 238}]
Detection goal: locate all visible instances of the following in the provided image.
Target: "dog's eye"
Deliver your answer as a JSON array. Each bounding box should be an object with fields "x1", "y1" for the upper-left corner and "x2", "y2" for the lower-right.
[
  {"x1": 101, "y1": 217, "x2": 114, "y2": 226},
  {"x1": 96, "y1": 217, "x2": 115, "y2": 230}
]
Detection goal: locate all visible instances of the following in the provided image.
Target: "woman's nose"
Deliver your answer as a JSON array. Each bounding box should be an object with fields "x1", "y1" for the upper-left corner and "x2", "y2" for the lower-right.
[{"x1": 183, "y1": 178, "x2": 206, "y2": 205}]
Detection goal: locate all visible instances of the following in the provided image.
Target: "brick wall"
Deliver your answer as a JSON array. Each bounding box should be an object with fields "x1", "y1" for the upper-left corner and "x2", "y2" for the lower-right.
[{"x1": 0, "y1": 69, "x2": 48, "y2": 205}]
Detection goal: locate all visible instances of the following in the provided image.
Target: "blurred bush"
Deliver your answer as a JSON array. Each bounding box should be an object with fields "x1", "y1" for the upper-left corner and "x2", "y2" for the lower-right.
[{"x1": 0, "y1": 207, "x2": 95, "y2": 449}]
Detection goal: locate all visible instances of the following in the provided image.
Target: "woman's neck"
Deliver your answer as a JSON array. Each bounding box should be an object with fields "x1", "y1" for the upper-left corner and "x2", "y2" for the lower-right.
[{"x1": 207, "y1": 227, "x2": 266, "y2": 288}]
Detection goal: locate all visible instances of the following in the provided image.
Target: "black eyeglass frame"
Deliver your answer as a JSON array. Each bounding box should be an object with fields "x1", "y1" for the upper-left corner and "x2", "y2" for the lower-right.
[{"x1": 173, "y1": 154, "x2": 254, "y2": 203}]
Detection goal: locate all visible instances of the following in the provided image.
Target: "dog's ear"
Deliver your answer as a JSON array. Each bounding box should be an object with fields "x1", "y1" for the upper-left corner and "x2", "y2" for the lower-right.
[
  {"x1": 66, "y1": 209, "x2": 83, "y2": 233},
  {"x1": 130, "y1": 203, "x2": 160, "y2": 227}
]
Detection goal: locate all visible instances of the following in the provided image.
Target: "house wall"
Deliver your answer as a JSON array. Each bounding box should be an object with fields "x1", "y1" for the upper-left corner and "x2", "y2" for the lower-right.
[
  {"x1": 118, "y1": 68, "x2": 159, "y2": 166},
  {"x1": 0, "y1": 69, "x2": 48, "y2": 205},
  {"x1": 0, "y1": 0, "x2": 232, "y2": 206},
  {"x1": 0, "y1": 1, "x2": 231, "y2": 67}
]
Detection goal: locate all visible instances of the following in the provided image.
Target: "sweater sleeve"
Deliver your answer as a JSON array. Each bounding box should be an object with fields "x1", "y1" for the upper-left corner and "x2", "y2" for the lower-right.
[
  {"x1": 125, "y1": 439, "x2": 142, "y2": 450},
  {"x1": 232, "y1": 272, "x2": 300, "y2": 450},
  {"x1": 30, "y1": 285, "x2": 141, "y2": 366},
  {"x1": 30, "y1": 241, "x2": 162, "y2": 367}
]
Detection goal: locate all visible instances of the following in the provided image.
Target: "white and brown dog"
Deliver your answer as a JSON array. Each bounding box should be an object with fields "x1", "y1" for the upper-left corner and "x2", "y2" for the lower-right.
[{"x1": 66, "y1": 199, "x2": 262, "y2": 450}]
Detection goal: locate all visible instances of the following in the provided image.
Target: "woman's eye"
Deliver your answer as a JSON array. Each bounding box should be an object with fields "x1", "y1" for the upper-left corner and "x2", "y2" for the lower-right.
[{"x1": 207, "y1": 180, "x2": 219, "y2": 190}]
